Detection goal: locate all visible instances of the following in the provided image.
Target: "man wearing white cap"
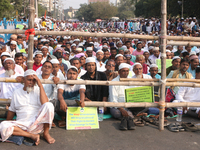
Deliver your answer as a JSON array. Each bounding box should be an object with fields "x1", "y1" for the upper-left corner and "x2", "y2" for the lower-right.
[
  {"x1": 70, "y1": 57, "x2": 86, "y2": 79},
  {"x1": 56, "y1": 66, "x2": 86, "y2": 127},
  {"x1": 7, "y1": 41, "x2": 20, "y2": 58},
  {"x1": 0, "y1": 69, "x2": 55, "y2": 145},
  {"x1": 109, "y1": 63, "x2": 135, "y2": 130},
  {"x1": 166, "y1": 56, "x2": 181, "y2": 76},
  {"x1": 96, "y1": 50, "x2": 106, "y2": 72},
  {"x1": 147, "y1": 64, "x2": 161, "y2": 79},
  {"x1": 149, "y1": 47, "x2": 160, "y2": 64},
  {"x1": 41, "y1": 46, "x2": 49, "y2": 64},
  {"x1": 166, "y1": 49, "x2": 172, "y2": 59},
  {"x1": 115, "y1": 54, "x2": 125, "y2": 71},
  {"x1": 33, "y1": 51, "x2": 43, "y2": 71},
  {"x1": 69, "y1": 44, "x2": 76, "y2": 60},
  {"x1": 0, "y1": 58, "x2": 23, "y2": 99},
  {"x1": 86, "y1": 47, "x2": 95, "y2": 58},
  {"x1": 132, "y1": 63, "x2": 152, "y2": 79},
  {"x1": 81, "y1": 57, "x2": 108, "y2": 103},
  {"x1": 0, "y1": 52, "x2": 24, "y2": 75},
  {"x1": 143, "y1": 50, "x2": 152, "y2": 66}
]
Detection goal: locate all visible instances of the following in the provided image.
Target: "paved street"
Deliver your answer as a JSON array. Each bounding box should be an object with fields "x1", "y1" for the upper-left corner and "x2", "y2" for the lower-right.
[{"x1": 1, "y1": 116, "x2": 200, "y2": 150}]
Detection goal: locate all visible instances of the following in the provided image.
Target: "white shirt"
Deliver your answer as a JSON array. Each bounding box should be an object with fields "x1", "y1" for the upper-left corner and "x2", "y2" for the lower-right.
[
  {"x1": 149, "y1": 54, "x2": 161, "y2": 64},
  {"x1": 41, "y1": 56, "x2": 47, "y2": 64},
  {"x1": 0, "y1": 64, "x2": 24, "y2": 76},
  {"x1": 9, "y1": 86, "x2": 42, "y2": 124},
  {"x1": 0, "y1": 72, "x2": 23, "y2": 99},
  {"x1": 132, "y1": 74, "x2": 152, "y2": 79},
  {"x1": 78, "y1": 69, "x2": 86, "y2": 79},
  {"x1": 96, "y1": 61, "x2": 106, "y2": 72}
]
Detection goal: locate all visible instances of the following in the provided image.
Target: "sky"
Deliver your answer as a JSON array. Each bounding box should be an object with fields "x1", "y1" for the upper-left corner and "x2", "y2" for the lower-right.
[{"x1": 62, "y1": 0, "x2": 116, "y2": 9}]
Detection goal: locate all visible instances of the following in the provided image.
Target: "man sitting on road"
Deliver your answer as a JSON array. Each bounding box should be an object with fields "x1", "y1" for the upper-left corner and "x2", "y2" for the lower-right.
[
  {"x1": 147, "y1": 64, "x2": 161, "y2": 79},
  {"x1": 70, "y1": 57, "x2": 86, "y2": 79},
  {"x1": 0, "y1": 69, "x2": 55, "y2": 145}
]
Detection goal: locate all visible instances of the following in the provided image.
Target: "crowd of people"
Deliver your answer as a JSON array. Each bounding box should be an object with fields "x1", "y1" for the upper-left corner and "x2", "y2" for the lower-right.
[{"x1": 0, "y1": 14, "x2": 200, "y2": 145}]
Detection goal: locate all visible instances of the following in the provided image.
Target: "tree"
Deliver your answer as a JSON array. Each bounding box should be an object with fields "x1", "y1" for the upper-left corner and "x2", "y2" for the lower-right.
[
  {"x1": 0, "y1": 0, "x2": 14, "y2": 19},
  {"x1": 117, "y1": 0, "x2": 135, "y2": 19},
  {"x1": 38, "y1": 4, "x2": 47, "y2": 17}
]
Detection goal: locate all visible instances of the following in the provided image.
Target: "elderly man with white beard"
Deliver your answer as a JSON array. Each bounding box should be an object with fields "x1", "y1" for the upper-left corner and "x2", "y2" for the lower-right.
[
  {"x1": 0, "y1": 58, "x2": 23, "y2": 99},
  {"x1": 0, "y1": 69, "x2": 55, "y2": 145},
  {"x1": 132, "y1": 63, "x2": 152, "y2": 79}
]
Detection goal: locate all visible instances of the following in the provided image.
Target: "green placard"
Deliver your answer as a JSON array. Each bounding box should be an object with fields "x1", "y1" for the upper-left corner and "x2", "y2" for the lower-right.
[
  {"x1": 66, "y1": 107, "x2": 99, "y2": 130},
  {"x1": 16, "y1": 24, "x2": 24, "y2": 30},
  {"x1": 125, "y1": 86, "x2": 154, "y2": 103},
  {"x1": 156, "y1": 59, "x2": 172, "y2": 73}
]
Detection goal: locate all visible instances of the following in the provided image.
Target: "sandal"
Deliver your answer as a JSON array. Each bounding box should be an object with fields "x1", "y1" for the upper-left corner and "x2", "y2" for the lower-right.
[
  {"x1": 167, "y1": 123, "x2": 179, "y2": 132},
  {"x1": 176, "y1": 123, "x2": 185, "y2": 132},
  {"x1": 134, "y1": 118, "x2": 145, "y2": 127},
  {"x1": 181, "y1": 122, "x2": 199, "y2": 132}
]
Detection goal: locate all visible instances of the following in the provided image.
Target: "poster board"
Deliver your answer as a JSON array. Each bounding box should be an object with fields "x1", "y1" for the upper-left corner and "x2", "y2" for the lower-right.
[
  {"x1": 66, "y1": 107, "x2": 99, "y2": 130},
  {"x1": 125, "y1": 86, "x2": 154, "y2": 103},
  {"x1": 156, "y1": 59, "x2": 172, "y2": 73}
]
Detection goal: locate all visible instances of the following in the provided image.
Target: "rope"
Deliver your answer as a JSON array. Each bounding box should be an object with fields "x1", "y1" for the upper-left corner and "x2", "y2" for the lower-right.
[{"x1": 25, "y1": 28, "x2": 35, "y2": 40}]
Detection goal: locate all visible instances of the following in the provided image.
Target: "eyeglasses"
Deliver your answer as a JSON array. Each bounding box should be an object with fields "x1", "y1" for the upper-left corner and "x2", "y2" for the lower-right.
[
  {"x1": 107, "y1": 64, "x2": 115, "y2": 67},
  {"x1": 4, "y1": 62, "x2": 14, "y2": 65},
  {"x1": 134, "y1": 68, "x2": 142, "y2": 71}
]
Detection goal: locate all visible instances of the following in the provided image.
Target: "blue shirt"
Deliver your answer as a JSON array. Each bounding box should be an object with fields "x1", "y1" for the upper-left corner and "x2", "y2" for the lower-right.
[
  {"x1": 187, "y1": 65, "x2": 196, "y2": 78},
  {"x1": 147, "y1": 73, "x2": 161, "y2": 79}
]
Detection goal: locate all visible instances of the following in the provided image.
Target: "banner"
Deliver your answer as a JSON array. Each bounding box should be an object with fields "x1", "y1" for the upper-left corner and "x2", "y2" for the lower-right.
[
  {"x1": 125, "y1": 86, "x2": 154, "y2": 103},
  {"x1": 156, "y1": 59, "x2": 172, "y2": 73},
  {"x1": 66, "y1": 107, "x2": 99, "y2": 130}
]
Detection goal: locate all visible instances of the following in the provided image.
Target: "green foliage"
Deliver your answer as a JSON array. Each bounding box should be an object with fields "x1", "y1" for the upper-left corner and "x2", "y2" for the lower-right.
[
  {"x1": 117, "y1": 0, "x2": 136, "y2": 19},
  {"x1": 0, "y1": 0, "x2": 14, "y2": 19},
  {"x1": 75, "y1": 2, "x2": 118, "y2": 21},
  {"x1": 38, "y1": 4, "x2": 48, "y2": 17}
]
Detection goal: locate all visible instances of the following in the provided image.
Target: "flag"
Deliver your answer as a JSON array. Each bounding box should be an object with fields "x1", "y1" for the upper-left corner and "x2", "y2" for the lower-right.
[{"x1": 44, "y1": 10, "x2": 46, "y2": 19}]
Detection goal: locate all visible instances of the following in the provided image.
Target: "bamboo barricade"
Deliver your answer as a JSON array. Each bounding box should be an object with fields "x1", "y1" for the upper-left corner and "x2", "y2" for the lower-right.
[
  {"x1": 2, "y1": 29, "x2": 200, "y2": 42},
  {"x1": 2, "y1": 78, "x2": 200, "y2": 87},
  {"x1": 167, "y1": 41, "x2": 200, "y2": 46}
]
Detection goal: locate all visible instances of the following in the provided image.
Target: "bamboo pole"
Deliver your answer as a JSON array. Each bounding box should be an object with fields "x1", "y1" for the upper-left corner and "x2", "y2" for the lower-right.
[
  {"x1": 27, "y1": 0, "x2": 35, "y2": 69},
  {"x1": 167, "y1": 41, "x2": 200, "y2": 46},
  {"x1": 159, "y1": 0, "x2": 167, "y2": 131}
]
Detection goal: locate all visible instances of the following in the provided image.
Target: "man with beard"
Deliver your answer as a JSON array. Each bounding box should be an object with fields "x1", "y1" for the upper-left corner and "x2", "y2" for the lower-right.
[
  {"x1": 109, "y1": 47, "x2": 117, "y2": 60},
  {"x1": 187, "y1": 55, "x2": 199, "y2": 78},
  {"x1": 132, "y1": 63, "x2": 152, "y2": 79},
  {"x1": 56, "y1": 66, "x2": 86, "y2": 127},
  {"x1": 115, "y1": 54, "x2": 125, "y2": 71},
  {"x1": 0, "y1": 58, "x2": 23, "y2": 99},
  {"x1": 86, "y1": 47, "x2": 94, "y2": 58},
  {"x1": 70, "y1": 57, "x2": 86, "y2": 78},
  {"x1": 166, "y1": 56, "x2": 181, "y2": 76},
  {"x1": 167, "y1": 58, "x2": 192, "y2": 94},
  {"x1": 102, "y1": 49, "x2": 110, "y2": 63},
  {"x1": 7, "y1": 41, "x2": 20, "y2": 58},
  {"x1": 0, "y1": 69, "x2": 55, "y2": 145},
  {"x1": 14, "y1": 53, "x2": 26, "y2": 71},
  {"x1": 132, "y1": 42, "x2": 144, "y2": 56},
  {"x1": 109, "y1": 63, "x2": 135, "y2": 130},
  {"x1": 149, "y1": 47, "x2": 160, "y2": 64},
  {"x1": 33, "y1": 51, "x2": 43, "y2": 71},
  {"x1": 81, "y1": 57, "x2": 108, "y2": 103},
  {"x1": 104, "y1": 59, "x2": 118, "y2": 81},
  {"x1": 147, "y1": 64, "x2": 161, "y2": 79},
  {"x1": 96, "y1": 50, "x2": 106, "y2": 72},
  {"x1": 0, "y1": 52, "x2": 24, "y2": 75}
]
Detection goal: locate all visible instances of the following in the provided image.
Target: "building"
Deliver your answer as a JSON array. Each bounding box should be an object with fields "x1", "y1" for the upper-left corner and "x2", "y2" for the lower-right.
[
  {"x1": 38, "y1": 0, "x2": 54, "y2": 11},
  {"x1": 115, "y1": 0, "x2": 120, "y2": 7},
  {"x1": 67, "y1": 7, "x2": 78, "y2": 18},
  {"x1": 88, "y1": 0, "x2": 110, "y2": 3}
]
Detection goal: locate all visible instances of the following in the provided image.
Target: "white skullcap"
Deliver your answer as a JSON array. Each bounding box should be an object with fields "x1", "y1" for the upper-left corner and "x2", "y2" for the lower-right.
[
  {"x1": 102, "y1": 45, "x2": 108, "y2": 48},
  {"x1": 86, "y1": 47, "x2": 93, "y2": 51},
  {"x1": 115, "y1": 54, "x2": 124, "y2": 59},
  {"x1": 195, "y1": 48, "x2": 200, "y2": 54},
  {"x1": 1, "y1": 52, "x2": 11, "y2": 57},
  {"x1": 24, "y1": 69, "x2": 36, "y2": 77},
  {"x1": 41, "y1": 39, "x2": 46, "y2": 42},
  {"x1": 10, "y1": 41, "x2": 17, "y2": 45},
  {"x1": 34, "y1": 51, "x2": 43, "y2": 57},
  {"x1": 86, "y1": 57, "x2": 96, "y2": 64},
  {"x1": 50, "y1": 59, "x2": 59, "y2": 64},
  {"x1": 76, "y1": 47, "x2": 82, "y2": 52},
  {"x1": 78, "y1": 43, "x2": 83, "y2": 47},
  {"x1": 189, "y1": 51, "x2": 196, "y2": 57},
  {"x1": 133, "y1": 62, "x2": 142, "y2": 69},
  {"x1": 71, "y1": 43, "x2": 76, "y2": 47},
  {"x1": 150, "y1": 64, "x2": 158, "y2": 69},
  {"x1": 57, "y1": 36, "x2": 61, "y2": 38},
  {"x1": 181, "y1": 50, "x2": 188, "y2": 53},
  {"x1": 41, "y1": 46, "x2": 48, "y2": 50},
  {"x1": 121, "y1": 45, "x2": 127, "y2": 49},
  {"x1": 74, "y1": 39, "x2": 80, "y2": 42},
  {"x1": 153, "y1": 47, "x2": 159, "y2": 51},
  {"x1": 143, "y1": 50, "x2": 149, "y2": 54},
  {"x1": 54, "y1": 41, "x2": 58, "y2": 44},
  {"x1": 3, "y1": 58, "x2": 15, "y2": 63},
  {"x1": 172, "y1": 56, "x2": 181, "y2": 61},
  {"x1": 147, "y1": 41, "x2": 152, "y2": 44},
  {"x1": 96, "y1": 50, "x2": 104, "y2": 54},
  {"x1": 67, "y1": 66, "x2": 78, "y2": 72},
  {"x1": 166, "y1": 49, "x2": 171, "y2": 53},
  {"x1": 34, "y1": 37, "x2": 38, "y2": 40},
  {"x1": 118, "y1": 63, "x2": 130, "y2": 70},
  {"x1": 149, "y1": 46, "x2": 154, "y2": 50},
  {"x1": 63, "y1": 36, "x2": 67, "y2": 39}
]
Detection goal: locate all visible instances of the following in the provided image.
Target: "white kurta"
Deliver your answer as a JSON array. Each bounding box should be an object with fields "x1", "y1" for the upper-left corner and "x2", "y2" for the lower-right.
[
  {"x1": 175, "y1": 86, "x2": 200, "y2": 113},
  {"x1": 96, "y1": 61, "x2": 106, "y2": 72},
  {"x1": 0, "y1": 86, "x2": 54, "y2": 141},
  {"x1": 78, "y1": 69, "x2": 86, "y2": 79},
  {"x1": 149, "y1": 54, "x2": 161, "y2": 64},
  {"x1": 0, "y1": 72, "x2": 23, "y2": 99}
]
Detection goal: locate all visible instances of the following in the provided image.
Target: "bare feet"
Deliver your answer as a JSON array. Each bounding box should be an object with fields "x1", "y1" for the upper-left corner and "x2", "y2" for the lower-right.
[
  {"x1": 30, "y1": 134, "x2": 40, "y2": 146},
  {"x1": 43, "y1": 133, "x2": 55, "y2": 144}
]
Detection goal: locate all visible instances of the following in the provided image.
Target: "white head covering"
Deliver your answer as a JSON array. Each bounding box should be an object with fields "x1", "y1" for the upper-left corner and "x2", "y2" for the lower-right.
[
  {"x1": 76, "y1": 47, "x2": 82, "y2": 52},
  {"x1": 24, "y1": 69, "x2": 36, "y2": 77},
  {"x1": 96, "y1": 50, "x2": 104, "y2": 54},
  {"x1": 172, "y1": 56, "x2": 181, "y2": 61},
  {"x1": 118, "y1": 63, "x2": 130, "y2": 70},
  {"x1": 189, "y1": 51, "x2": 196, "y2": 57},
  {"x1": 86, "y1": 57, "x2": 96, "y2": 64},
  {"x1": 50, "y1": 59, "x2": 59, "y2": 64},
  {"x1": 149, "y1": 46, "x2": 154, "y2": 50},
  {"x1": 150, "y1": 64, "x2": 158, "y2": 69},
  {"x1": 166, "y1": 49, "x2": 171, "y2": 53},
  {"x1": 41, "y1": 46, "x2": 48, "y2": 50},
  {"x1": 143, "y1": 50, "x2": 149, "y2": 54},
  {"x1": 133, "y1": 62, "x2": 142, "y2": 69},
  {"x1": 153, "y1": 47, "x2": 159, "y2": 51},
  {"x1": 34, "y1": 37, "x2": 38, "y2": 40},
  {"x1": 86, "y1": 47, "x2": 93, "y2": 51},
  {"x1": 115, "y1": 54, "x2": 124, "y2": 59},
  {"x1": 10, "y1": 41, "x2": 17, "y2": 45},
  {"x1": 67, "y1": 66, "x2": 78, "y2": 72},
  {"x1": 3, "y1": 58, "x2": 15, "y2": 63},
  {"x1": 41, "y1": 39, "x2": 46, "y2": 42},
  {"x1": 1, "y1": 52, "x2": 11, "y2": 57},
  {"x1": 71, "y1": 43, "x2": 76, "y2": 47},
  {"x1": 195, "y1": 48, "x2": 200, "y2": 54}
]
